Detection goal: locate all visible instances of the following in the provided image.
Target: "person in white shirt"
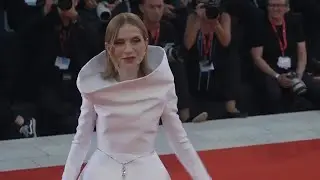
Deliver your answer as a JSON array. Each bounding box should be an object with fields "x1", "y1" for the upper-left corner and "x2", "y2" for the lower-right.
[{"x1": 62, "y1": 12, "x2": 211, "y2": 180}]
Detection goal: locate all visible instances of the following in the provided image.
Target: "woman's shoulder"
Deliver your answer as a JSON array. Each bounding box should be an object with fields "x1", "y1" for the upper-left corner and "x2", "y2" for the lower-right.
[{"x1": 76, "y1": 51, "x2": 117, "y2": 94}]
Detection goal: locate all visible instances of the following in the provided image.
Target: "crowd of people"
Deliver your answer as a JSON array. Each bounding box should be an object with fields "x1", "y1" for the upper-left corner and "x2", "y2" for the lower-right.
[{"x1": 1, "y1": 0, "x2": 320, "y2": 140}]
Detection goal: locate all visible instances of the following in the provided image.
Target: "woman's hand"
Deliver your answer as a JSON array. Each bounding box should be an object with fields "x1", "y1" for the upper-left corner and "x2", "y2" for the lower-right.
[
  {"x1": 277, "y1": 74, "x2": 292, "y2": 88},
  {"x1": 84, "y1": 0, "x2": 98, "y2": 9},
  {"x1": 164, "y1": 4, "x2": 176, "y2": 18},
  {"x1": 43, "y1": 0, "x2": 54, "y2": 15},
  {"x1": 195, "y1": 3, "x2": 206, "y2": 19}
]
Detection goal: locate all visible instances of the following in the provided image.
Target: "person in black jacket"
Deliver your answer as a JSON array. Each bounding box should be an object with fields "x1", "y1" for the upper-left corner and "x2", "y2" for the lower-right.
[
  {"x1": 1, "y1": 0, "x2": 40, "y2": 140},
  {"x1": 20, "y1": 0, "x2": 101, "y2": 136}
]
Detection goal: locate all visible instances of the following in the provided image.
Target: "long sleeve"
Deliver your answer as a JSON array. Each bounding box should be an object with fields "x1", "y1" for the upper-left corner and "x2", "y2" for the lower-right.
[
  {"x1": 62, "y1": 95, "x2": 97, "y2": 180},
  {"x1": 161, "y1": 84, "x2": 211, "y2": 180}
]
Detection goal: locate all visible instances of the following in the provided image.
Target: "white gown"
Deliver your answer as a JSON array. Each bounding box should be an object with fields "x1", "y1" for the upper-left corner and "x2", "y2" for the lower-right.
[{"x1": 61, "y1": 46, "x2": 211, "y2": 180}]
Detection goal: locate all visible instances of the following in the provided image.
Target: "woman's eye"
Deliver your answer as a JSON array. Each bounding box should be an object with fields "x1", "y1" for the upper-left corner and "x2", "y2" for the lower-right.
[
  {"x1": 114, "y1": 41, "x2": 124, "y2": 45},
  {"x1": 132, "y1": 38, "x2": 141, "y2": 43}
]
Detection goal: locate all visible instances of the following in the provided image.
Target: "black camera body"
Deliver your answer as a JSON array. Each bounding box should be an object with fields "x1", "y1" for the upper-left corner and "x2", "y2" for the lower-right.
[
  {"x1": 57, "y1": 0, "x2": 73, "y2": 11},
  {"x1": 96, "y1": 0, "x2": 121, "y2": 22},
  {"x1": 201, "y1": 0, "x2": 221, "y2": 19},
  {"x1": 36, "y1": 0, "x2": 73, "y2": 11}
]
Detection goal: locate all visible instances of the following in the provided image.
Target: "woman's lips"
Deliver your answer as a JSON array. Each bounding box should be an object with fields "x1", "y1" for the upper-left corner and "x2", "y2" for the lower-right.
[{"x1": 122, "y1": 56, "x2": 136, "y2": 63}]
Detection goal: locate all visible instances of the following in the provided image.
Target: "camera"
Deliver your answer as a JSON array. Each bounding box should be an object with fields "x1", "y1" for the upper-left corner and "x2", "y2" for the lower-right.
[
  {"x1": 201, "y1": 0, "x2": 221, "y2": 19},
  {"x1": 57, "y1": 0, "x2": 73, "y2": 11},
  {"x1": 34, "y1": 0, "x2": 72, "y2": 11},
  {"x1": 97, "y1": 0, "x2": 118, "y2": 22},
  {"x1": 286, "y1": 72, "x2": 307, "y2": 95},
  {"x1": 163, "y1": 43, "x2": 183, "y2": 62}
]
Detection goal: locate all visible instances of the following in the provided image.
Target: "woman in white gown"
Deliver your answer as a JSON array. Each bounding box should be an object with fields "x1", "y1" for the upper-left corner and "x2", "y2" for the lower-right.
[{"x1": 62, "y1": 12, "x2": 211, "y2": 180}]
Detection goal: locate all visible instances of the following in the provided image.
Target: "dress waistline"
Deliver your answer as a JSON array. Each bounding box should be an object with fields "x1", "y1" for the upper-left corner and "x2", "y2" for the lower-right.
[{"x1": 96, "y1": 148, "x2": 155, "y2": 179}]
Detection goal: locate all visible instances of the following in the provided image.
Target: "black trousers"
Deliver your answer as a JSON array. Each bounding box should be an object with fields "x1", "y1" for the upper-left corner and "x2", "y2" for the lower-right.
[
  {"x1": 36, "y1": 84, "x2": 81, "y2": 136},
  {"x1": 0, "y1": 97, "x2": 37, "y2": 140},
  {"x1": 0, "y1": 31, "x2": 38, "y2": 140},
  {"x1": 186, "y1": 54, "x2": 242, "y2": 102},
  {"x1": 255, "y1": 72, "x2": 320, "y2": 113},
  {"x1": 0, "y1": 98, "x2": 14, "y2": 140}
]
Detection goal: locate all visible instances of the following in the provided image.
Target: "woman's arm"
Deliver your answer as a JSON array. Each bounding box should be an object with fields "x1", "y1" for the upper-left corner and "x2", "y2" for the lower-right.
[
  {"x1": 184, "y1": 3, "x2": 205, "y2": 50},
  {"x1": 62, "y1": 95, "x2": 97, "y2": 180},
  {"x1": 251, "y1": 46, "x2": 279, "y2": 78},
  {"x1": 184, "y1": 13, "x2": 201, "y2": 50},
  {"x1": 161, "y1": 84, "x2": 211, "y2": 180},
  {"x1": 215, "y1": 12, "x2": 231, "y2": 47},
  {"x1": 160, "y1": 54, "x2": 211, "y2": 179}
]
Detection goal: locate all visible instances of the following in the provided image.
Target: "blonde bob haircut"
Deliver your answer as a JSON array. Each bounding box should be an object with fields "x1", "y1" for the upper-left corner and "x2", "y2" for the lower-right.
[{"x1": 102, "y1": 12, "x2": 150, "y2": 79}]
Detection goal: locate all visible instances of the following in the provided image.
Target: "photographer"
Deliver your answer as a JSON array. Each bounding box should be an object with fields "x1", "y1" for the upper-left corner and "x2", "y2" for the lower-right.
[
  {"x1": 21, "y1": 0, "x2": 100, "y2": 135},
  {"x1": 1, "y1": 0, "x2": 41, "y2": 139},
  {"x1": 250, "y1": 0, "x2": 320, "y2": 113},
  {"x1": 140, "y1": 0, "x2": 208, "y2": 122},
  {"x1": 184, "y1": 1, "x2": 247, "y2": 118}
]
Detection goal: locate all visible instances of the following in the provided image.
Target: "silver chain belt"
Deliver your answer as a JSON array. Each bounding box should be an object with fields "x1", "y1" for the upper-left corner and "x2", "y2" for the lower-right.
[{"x1": 97, "y1": 148, "x2": 154, "y2": 180}]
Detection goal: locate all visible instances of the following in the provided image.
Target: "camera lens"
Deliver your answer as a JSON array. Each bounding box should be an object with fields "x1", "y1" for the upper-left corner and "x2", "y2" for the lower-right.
[
  {"x1": 100, "y1": 12, "x2": 111, "y2": 21},
  {"x1": 58, "y1": 0, "x2": 73, "y2": 11},
  {"x1": 205, "y1": 6, "x2": 220, "y2": 19}
]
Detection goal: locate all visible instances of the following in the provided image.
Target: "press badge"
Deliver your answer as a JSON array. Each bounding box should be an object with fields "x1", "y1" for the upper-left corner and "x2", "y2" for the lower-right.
[
  {"x1": 63, "y1": 73, "x2": 72, "y2": 81},
  {"x1": 24, "y1": 0, "x2": 37, "y2": 6},
  {"x1": 199, "y1": 60, "x2": 214, "y2": 72},
  {"x1": 55, "y1": 57, "x2": 71, "y2": 70},
  {"x1": 277, "y1": 56, "x2": 291, "y2": 69}
]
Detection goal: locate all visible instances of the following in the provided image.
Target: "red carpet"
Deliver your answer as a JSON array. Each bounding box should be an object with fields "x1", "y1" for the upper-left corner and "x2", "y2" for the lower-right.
[{"x1": 1, "y1": 139, "x2": 320, "y2": 180}]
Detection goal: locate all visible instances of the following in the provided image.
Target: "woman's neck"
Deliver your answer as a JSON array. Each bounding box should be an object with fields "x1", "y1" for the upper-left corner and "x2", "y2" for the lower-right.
[{"x1": 116, "y1": 68, "x2": 142, "y2": 82}]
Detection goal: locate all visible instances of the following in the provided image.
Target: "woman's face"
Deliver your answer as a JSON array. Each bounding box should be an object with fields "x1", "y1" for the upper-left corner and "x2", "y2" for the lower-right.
[{"x1": 107, "y1": 24, "x2": 148, "y2": 70}]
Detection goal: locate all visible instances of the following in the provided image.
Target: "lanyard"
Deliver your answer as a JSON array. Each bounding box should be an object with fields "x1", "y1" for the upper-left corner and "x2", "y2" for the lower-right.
[
  {"x1": 59, "y1": 26, "x2": 71, "y2": 56},
  {"x1": 270, "y1": 19, "x2": 287, "y2": 56},
  {"x1": 197, "y1": 31, "x2": 214, "y2": 60},
  {"x1": 150, "y1": 28, "x2": 160, "y2": 45},
  {"x1": 203, "y1": 32, "x2": 214, "y2": 57}
]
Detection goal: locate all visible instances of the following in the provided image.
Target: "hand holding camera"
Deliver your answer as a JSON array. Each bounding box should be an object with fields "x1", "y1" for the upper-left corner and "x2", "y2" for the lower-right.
[
  {"x1": 276, "y1": 72, "x2": 307, "y2": 95},
  {"x1": 84, "y1": 0, "x2": 98, "y2": 9},
  {"x1": 33, "y1": 0, "x2": 78, "y2": 19},
  {"x1": 57, "y1": 0, "x2": 79, "y2": 21},
  {"x1": 277, "y1": 74, "x2": 292, "y2": 88},
  {"x1": 196, "y1": 0, "x2": 221, "y2": 20},
  {"x1": 286, "y1": 72, "x2": 307, "y2": 95},
  {"x1": 164, "y1": 4, "x2": 176, "y2": 19},
  {"x1": 43, "y1": 0, "x2": 54, "y2": 15},
  {"x1": 96, "y1": 0, "x2": 122, "y2": 22},
  {"x1": 195, "y1": 3, "x2": 206, "y2": 19}
]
